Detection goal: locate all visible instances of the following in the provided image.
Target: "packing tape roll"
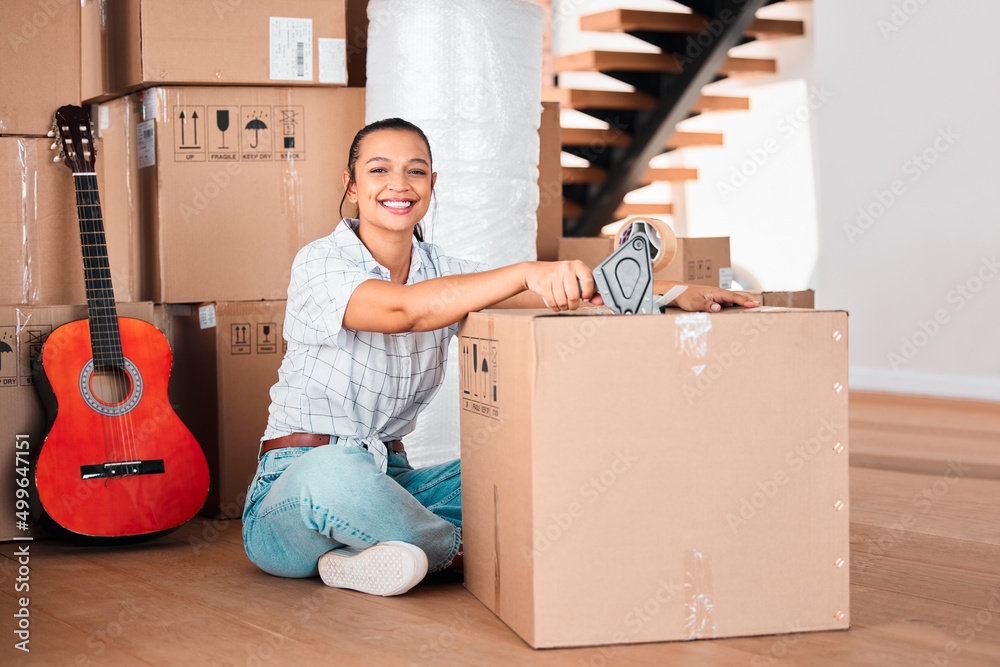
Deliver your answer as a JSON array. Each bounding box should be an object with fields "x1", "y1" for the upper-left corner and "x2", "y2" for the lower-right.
[{"x1": 614, "y1": 216, "x2": 677, "y2": 272}]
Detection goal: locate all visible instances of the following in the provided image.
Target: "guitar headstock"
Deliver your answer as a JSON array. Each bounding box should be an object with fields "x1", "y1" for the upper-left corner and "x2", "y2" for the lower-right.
[{"x1": 50, "y1": 105, "x2": 96, "y2": 174}]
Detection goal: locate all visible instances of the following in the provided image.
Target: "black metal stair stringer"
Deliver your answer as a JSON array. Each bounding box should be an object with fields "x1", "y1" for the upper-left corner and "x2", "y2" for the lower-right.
[{"x1": 571, "y1": 0, "x2": 769, "y2": 237}]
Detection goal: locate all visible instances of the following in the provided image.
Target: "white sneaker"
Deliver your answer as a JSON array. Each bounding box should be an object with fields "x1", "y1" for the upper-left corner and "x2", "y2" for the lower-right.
[{"x1": 318, "y1": 541, "x2": 429, "y2": 596}]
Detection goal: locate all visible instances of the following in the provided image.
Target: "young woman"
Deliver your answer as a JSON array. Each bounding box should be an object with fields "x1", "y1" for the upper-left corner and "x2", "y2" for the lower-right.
[{"x1": 242, "y1": 118, "x2": 758, "y2": 597}]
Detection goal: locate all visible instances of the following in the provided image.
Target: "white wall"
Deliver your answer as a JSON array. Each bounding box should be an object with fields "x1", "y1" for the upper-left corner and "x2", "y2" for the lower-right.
[
  {"x1": 815, "y1": 0, "x2": 1000, "y2": 401},
  {"x1": 673, "y1": 1, "x2": 819, "y2": 293}
]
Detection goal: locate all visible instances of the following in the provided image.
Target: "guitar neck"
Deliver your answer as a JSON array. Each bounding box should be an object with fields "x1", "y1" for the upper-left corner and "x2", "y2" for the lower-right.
[{"x1": 74, "y1": 172, "x2": 123, "y2": 369}]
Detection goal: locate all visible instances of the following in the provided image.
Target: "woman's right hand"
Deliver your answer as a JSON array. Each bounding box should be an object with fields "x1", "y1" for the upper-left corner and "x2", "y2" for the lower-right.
[{"x1": 524, "y1": 261, "x2": 602, "y2": 312}]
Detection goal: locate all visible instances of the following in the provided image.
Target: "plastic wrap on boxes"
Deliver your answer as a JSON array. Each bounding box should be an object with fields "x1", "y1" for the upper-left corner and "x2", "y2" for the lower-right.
[{"x1": 366, "y1": 0, "x2": 543, "y2": 467}]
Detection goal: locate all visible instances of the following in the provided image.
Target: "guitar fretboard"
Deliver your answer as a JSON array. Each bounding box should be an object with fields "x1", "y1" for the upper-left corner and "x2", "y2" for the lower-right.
[{"x1": 74, "y1": 173, "x2": 123, "y2": 369}]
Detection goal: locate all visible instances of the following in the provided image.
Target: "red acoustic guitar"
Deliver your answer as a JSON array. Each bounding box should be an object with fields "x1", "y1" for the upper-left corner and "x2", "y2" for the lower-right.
[{"x1": 31, "y1": 105, "x2": 209, "y2": 543}]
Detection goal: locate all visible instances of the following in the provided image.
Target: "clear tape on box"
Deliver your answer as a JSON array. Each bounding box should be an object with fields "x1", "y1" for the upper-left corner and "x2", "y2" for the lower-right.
[
  {"x1": 14, "y1": 139, "x2": 34, "y2": 303},
  {"x1": 366, "y1": 0, "x2": 543, "y2": 467},
  {"x1": 684, "y1": 548, "x2": 717, "y2": 639}
]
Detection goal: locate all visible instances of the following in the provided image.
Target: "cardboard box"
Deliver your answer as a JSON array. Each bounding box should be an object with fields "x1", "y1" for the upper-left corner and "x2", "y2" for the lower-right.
[
  {"x1": 558, "y1": 236, "x2": 733, "y2": 288},
  {"x1": 536, "y1": 101, "x2": 562, "y2": 261},
  {"x1": 98, "y1": 86, "x2": 365, "y2": 303},
  {"x1": 0, "y1": 0, "x2": 82, "y2": 136},
  {"x1": 749, "y1": 290, "x2": 816, "y2": 309},
  {"x1": 459, "y1": 307, "x2": 850, "y2": 648},
  {"x1": 0, "y1": 136, "x2": 141, "y2": 305},
  {"x1": 82, "y1": 0, "x2": 348, "y2": 102},
  {"x1": 557, "y1": 236, "x2": 614, "y2": 270},
  {"x1": 655, "y1": 236, "x2": 732, "y2": 288},
  {"x1": 156, "y1": 301, "x2": 286, "y2": 518},
  {"x1": 0, "y1": 302, "x2": 156, "y2": 541}
]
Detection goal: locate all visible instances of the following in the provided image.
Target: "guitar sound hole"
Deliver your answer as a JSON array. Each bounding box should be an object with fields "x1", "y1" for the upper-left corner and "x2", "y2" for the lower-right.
[{"x1": 90, "y1": 367, "x2": 133, "y2": 406}]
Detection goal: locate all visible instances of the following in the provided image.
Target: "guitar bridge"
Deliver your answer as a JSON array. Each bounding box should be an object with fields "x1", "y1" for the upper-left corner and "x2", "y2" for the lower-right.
[{"x1": 80, "y1": 459, "x2": 165, "y2": 480}]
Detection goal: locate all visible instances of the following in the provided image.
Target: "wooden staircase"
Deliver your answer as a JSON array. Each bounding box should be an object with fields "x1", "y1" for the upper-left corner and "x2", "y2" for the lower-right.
[{"x1": 547, "y1": 0, "x2": 807, "y2": 237}]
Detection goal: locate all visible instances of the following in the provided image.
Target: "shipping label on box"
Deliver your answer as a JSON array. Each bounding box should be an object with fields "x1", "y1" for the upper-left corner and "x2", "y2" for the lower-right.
[{"x1": 460, "y1": 307, "x2": 850, "y2": 648}]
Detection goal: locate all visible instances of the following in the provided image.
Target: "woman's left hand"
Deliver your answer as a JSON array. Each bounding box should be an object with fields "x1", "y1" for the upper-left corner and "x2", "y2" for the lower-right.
[{"x1": 668, "y1": 286, "x2": 760, "y2": 313}]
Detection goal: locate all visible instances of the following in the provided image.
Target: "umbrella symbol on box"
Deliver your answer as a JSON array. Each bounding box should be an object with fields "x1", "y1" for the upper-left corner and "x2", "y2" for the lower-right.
[
  {"x1": 0, "y1": 339, "x2": 12, "y2": 372},
  {"x1": 245, "y1": 117, "x2": 268, "y2": 149}
]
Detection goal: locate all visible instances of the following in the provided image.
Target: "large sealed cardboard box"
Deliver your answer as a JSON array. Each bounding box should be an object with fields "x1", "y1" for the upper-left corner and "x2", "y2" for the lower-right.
[
  {"x1": 1, "y1": 0, "x2": 82, "y2": 135},
  {"x1": 98, "y1": 86, "x2": 364, "y2": 303},
  {"x1": 0, "y1": 302, "x2": 156, "y2": 541},
  {"x1": 83, "y1": 0, "x2": 348, "y2": 102},
  {"x1": 156, "y1": 301, "x2": 286, "y2": 518},
  {"x1": 0, "y1": 136, "x2": 141, "y2": 305},
  {"x1": 558, "y1": 236, "x2": 733, "y2": 288},
  {"x1": 459, "y1": 307, "x2": 850, "y2": 648}
]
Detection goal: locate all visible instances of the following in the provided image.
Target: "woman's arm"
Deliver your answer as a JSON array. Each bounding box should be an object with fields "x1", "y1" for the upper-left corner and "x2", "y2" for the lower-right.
[{"x1": 343, "y1": 260, "x2": 597, "y2": 333}]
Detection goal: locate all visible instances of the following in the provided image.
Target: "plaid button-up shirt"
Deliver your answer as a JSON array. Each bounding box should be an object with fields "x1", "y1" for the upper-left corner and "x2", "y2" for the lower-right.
[{"x1": 263, "y1": 218, "x2": 490, "y2": 452}]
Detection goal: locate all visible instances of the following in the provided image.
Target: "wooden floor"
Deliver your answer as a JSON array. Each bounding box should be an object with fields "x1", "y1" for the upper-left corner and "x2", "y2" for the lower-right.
[{"x1": 3, "y1": 392, "x2": 999, "y2": 666}]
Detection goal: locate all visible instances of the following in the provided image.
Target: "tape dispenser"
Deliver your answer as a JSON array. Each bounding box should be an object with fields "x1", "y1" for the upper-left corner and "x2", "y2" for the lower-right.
[{"x1": 592, "y1": 217, "x2": 686, "y2": 314}]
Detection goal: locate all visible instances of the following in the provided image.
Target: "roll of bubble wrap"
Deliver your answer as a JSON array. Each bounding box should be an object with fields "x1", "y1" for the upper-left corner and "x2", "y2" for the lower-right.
[{"x1": 365, "y1": 0, "x2": 544, "y2": 467}]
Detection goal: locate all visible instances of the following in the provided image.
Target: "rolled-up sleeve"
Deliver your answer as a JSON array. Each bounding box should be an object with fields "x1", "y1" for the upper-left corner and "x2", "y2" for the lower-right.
[{"x1": 284, "y1": 239, "x2": 371, "y2": 346}]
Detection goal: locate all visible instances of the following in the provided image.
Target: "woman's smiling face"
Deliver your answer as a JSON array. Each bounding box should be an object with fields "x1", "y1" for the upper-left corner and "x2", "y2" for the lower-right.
[{"x1": 344, "y1": 128, "x2": 436, "y2": 236}]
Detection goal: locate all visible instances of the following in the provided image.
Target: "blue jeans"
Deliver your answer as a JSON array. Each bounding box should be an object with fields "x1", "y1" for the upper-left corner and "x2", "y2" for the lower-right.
[{"x1": 242, "y1": 445, "x2": 462, "y2": 577}]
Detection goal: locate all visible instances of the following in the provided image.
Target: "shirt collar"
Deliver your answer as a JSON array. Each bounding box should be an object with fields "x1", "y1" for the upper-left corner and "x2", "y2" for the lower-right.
[{"x1": 336, "y1": 218, "x2": 427, "y2": 283}]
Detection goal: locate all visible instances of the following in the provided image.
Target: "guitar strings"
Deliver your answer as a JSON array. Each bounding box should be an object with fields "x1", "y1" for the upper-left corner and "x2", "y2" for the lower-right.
[{"x1": 77, "y1": 169, "x2": 139, "y2": 474}]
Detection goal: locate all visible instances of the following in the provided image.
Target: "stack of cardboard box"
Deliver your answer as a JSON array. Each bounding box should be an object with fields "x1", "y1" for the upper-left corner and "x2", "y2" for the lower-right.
[
  {"x1": 0, "y1": 0, "x2": 361, "y2": 526},
  {"x1": 1, "y1": 0, "x2": 563, "y2": 527},
  {"x1": 1, "y1": 0, "x2": 149, "y2": 540},
  {"x1": 90, "y1": 0, "x2": 365, "y2": 518}
]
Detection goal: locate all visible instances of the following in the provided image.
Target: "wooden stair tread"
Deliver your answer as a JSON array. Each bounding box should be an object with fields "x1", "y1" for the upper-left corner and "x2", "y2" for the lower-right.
[
  {"x1": 580, "y1": 8, "x2": 805, "y2": 39},
  {"x1": 615, "y1": 202, "x2": 674, "y2": 216},
  {"x1": 562, "y1": 200, "x2": 675, "y2": 220},
  {"x1": 693, "y1": 94, "x2": 751, "y2": 111},
  {"x1": 642, "y1": 167, "x2": 698, "y2": 183},
  {"x1": 563, "y1": 165, "x2": 697, "y2": 184},
  {"x1": 667, "y1": 130, "x2": 724, "y2": 148},
  {"x1": 561, "y1": 127, "x2": 723, "y2": 149},
  {"x1": 561, "y1": 126, "x2": 631, "y2": 147},
  {"x1": 543, "y1": 86, "x2": 656, "y2": 111},
  {"x1": 555, "y1": 50, "x2": 776, "y2": 76},
  {"x1": 544, "y1": 87, "x2": 749, "y2": 112},
  {"x1": 555, "y1": 50, "x2": 682, "y2": 74}
]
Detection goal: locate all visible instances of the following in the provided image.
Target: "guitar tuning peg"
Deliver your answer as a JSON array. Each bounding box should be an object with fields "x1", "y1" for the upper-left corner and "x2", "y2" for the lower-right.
[
  {"x1": 50, "y1": 142, "x2": 58, "y2": 151},
  {"x1": 46, "y1": 130, "x2": 55, "y2": 138},
  {"x1": 53, "y1": 155, "x2": 62, "y2": 163}
]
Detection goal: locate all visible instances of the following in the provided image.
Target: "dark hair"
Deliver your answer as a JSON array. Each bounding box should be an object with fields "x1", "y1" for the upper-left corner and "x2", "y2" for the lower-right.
[{"x1": 339, "y1": 117, "x2": 433, "y2": 243}]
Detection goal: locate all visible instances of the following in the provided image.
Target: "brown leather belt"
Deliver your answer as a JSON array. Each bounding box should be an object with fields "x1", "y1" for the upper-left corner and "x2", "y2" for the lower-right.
[{"x1": 259, "y1": 432, "x2": 404, "y2": 459}]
